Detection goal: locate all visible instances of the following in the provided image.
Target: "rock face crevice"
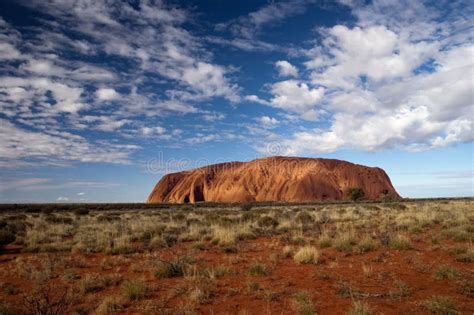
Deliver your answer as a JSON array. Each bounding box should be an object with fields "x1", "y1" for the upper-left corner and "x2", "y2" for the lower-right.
[{"x1": 147, "y1": 156, "x2": 401, "y2": 203}]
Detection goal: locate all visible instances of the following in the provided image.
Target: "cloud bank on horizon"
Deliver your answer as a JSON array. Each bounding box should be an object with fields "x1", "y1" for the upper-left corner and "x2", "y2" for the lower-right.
[{"x1": 0, "y1": 0, "x2": 473, "y2": 201}]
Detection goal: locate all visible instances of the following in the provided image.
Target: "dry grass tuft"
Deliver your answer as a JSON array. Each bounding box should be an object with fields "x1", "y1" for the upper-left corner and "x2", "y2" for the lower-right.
[
  {"x1": 121, "y1": 279, "x2": 148, "y2": 301},
  {"x1": 423, "y1": 295, "x2": 458, "y2": 314},
  {"x1": 389, "y1": 234, "x2": 412, "y2": 250},
  {"x1": 347, "y1": 301, "x2": 373, "y2": 315},
  {"x1": 293, "y1": 246, "x2": 319, "y2": 264}
]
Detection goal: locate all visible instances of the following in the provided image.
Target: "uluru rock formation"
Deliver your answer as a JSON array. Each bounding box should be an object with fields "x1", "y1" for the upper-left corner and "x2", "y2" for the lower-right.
[{"x1": 147, "y1": 156, "x2": 401, "y2": 203}]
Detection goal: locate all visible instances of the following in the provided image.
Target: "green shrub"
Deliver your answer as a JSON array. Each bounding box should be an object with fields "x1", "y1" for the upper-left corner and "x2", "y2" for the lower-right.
[
  {"x1": 246, "y1": 281, "x2": 261, "y2": 292},
  {"x1": 154, "y1": 258, "x2": 189, "y2": 278},
  {"x1": 456, "y1": 251, "x2": 473, "y2": 263},
  {"x1": 292, "y1": 292, "x2": 315, "y2": 315},
  {"x1": 423, "y1": 295, "x2": 458, "y2": 314},
  {"x1": 334, "y1": 233, "x2": 358, "y2": 252},
  {"x1": 0, "y1": 231, "x2": 15, "y2": 248},
  {"x1": 240, "y1": 204, "x2": 253, "y2": 211},
  {"x1": 434, "y1": 265, "x2": 461, "y2": 280},
  {"x1": 447, "y1": 246, "x2": 468, "y2": 255},
  {"x1": 248, "y1": 263, "x2": 268, "y2": 276},
  {"x1": 191, "y1": 242, "x2": 206, "y2": 250},
  {"x1": 348, "y1": 188, "x2": 365, "y2": 201},
  {"x1": 257, "y1": 216, "x2": 279, "y2": 229},
  {"x1": 44, "y1": 215, "x2": 73, "y2": 224},
  {"x1": 357, "y1": 236, "x2": 378, "y2": 253},
  {"x1": 162, "y1": 234, "x2": 178, "y2": 246},
  {"x1": 74, "y1": 208, "x2": 90, "y2": 216},
  {"x1": 95, "y1": 296, "x2": 124, "y2": 315},
  {"x1": 78, "y1": 274, "x2": 106, "y2": 294},
  {"x1": 295, "y1": 211, "x2": 313, "y2": 224},
  {"x1": 121, "y1": 279, "x2": 148, "y2": 301},
  {"x1": 318, "y1": 237, "x2": 332, "y2": 248},
  {"x1": 41, "y1": 208, "x2": 54, "y2": 215},
  {"x1": 389, "y1": 235, "x2": 412, "y2": 250}
]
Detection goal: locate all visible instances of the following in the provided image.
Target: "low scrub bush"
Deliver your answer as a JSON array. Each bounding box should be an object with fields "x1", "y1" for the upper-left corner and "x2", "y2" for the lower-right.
[
  {"x1": 19, "y1": 284, "x2": 72, "y2": 315},
  {"x1": 348, "y1": 188, "x2": 365, "y2": 201},
  {"x1": 318, "y1": 235, "x2": 332, "y2": 248},
  {"x1": 95, "y1": 296, "x2": 124, "y2": 315},
  {"x1": 248, "y1": 263, "x2": 268, "y2": 276},
  {"x1": 78, "y1": 274, "x2": 107, "y2": 294},
  {"x1": 0, "y1": 231, "x2": 15, "y2": 248},
  {"x1": 74, "y1": 208, "x2": 90, "y2": 216},
  {"x1": 334, "y1": 232, "x2": 358, "y2": 252},
  {"x1": 257, "y1": 216, "x2": 279, "y2": 229},
  {"x1": 191, "y1": 241, "x2": 206, "y2": 250},
  {"x1": 292, "y1": 292, "x2": 315, "y2": 315},
  {"x1": 389, "y1": 235, "x2": 412, "y2": 250},
  {"x1": 423, "y1": 295, "x2": 458, "y2": 314},
  {"x1": 357, "y1": 236, "x2": 378, "y2": 253},
  {"x1": 154, "y1": 257, "x2": 189, "y2": 278},
  {"x1": 295, "y1": 211, "x2": 313, "y2": 224},
  {"x1": 121, "y1": 279, "x2": 148, "y2": 301},
  {"x1": 434, "y1": 265, "x2": 461, "y2": 280},
  {"x1": 240, "y1": 204, "x2": 253, "y2": 211}
]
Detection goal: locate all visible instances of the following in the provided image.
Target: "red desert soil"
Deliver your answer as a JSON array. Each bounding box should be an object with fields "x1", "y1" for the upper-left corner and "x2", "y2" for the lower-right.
[
  {"x1": 0, "y1": 233, "x2": 472, "y2": 314},
  {"x1": 147, "y1": 156, "x2": 401, "y2": 203}
]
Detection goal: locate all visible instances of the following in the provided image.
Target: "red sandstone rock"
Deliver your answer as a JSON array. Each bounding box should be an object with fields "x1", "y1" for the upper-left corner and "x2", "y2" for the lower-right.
[{"x1": 147, "y1": 156, "x2": 401, "y2": 203}]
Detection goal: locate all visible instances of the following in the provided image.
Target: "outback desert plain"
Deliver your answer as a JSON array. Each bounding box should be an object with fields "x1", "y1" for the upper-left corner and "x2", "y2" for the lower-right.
[{"x1": 0, "y1": 157, "x2": 473, "y2": 314}]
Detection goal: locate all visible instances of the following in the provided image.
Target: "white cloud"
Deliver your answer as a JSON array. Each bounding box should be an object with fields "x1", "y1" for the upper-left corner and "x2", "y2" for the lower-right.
[
  {"x1": 205, "y1": 36, "x2": 279, "y2": 52},
  {"x1": 0, "y1": 0, "x2": 241, "y2": 171},
  {"x1": 0, "y1": 76, "x2": 86, "y2": 114},
  {"x1": 202, "y1": 112, "x2": 226, "y2": 122},
  {"x1": 211, "y1": 1, "x2": 317, "y2": 53},
  {"x1": 181, "y1": 62, "x2": 239, "y2": 102},
  {"x1": 219, "y1": 0, "x2": 310, "y2": 39},
  {"x1": 3, "y1": 180, "x2": 123, "y2": 191},
  {"x1": 275, "y1": 60, "x2": 298, "y2": 77},
  {"x1": 22, "y1": 59, "x2": 66, "y2": 76},
  {"x1": 259, "y1": 116, "x2": 279, "y2": 127},
  {"x1": 328, "y1": 90, "x2": 377, "y2": 113},
  {"x1": 57, "y1": 196, "x2": 69, "y2": 202},
  {"x1": 81, "y1": 115, "x2": 130, "y2": 132},
  {"x1": 0, "y1": 119, "x2": 139, "y2": 165},
  {"x1": 307, "y1": 25, "x2": 437, "y2": 88},
  {"x1": 159, "y1": 100, "x2": 197, "y2": 114},
  {"x1": 282, "y1": 130, "x2": 344, "y2": 155},
  {"x1": 0, "y1": 178, "x2": 50, "y2": 192},
  {"x1": 185, "y1": 134, "x2": 219, "y2": 145},
  {"x1": 282, "y1": 44, "x2": 473, "y2": 154},
  {"x1": 0, "y1": 42, "x2": 22, "y2": 60},
  {"x1": 21, "y1": 58, "x2": 116, "y2": 82},
  {"x1": 245, "y1": 94, "x2": 269, "y2": 105},
  {"x1": 96, "y1": 88, "x2": 119, "y2": 101},
  {"x1": 269, "y1": 80, "x2": 325, "y2": 117},
  {"x1": 141, "y1": 126, "x2": 166, "y2": 136},
  {"x1": 246, "y1": 80, "x2": 325, "y2": 120},
  {"x1": 70, "y1": 65, "x2": 115, "y2": 81},
  {"x1": 255, "y1": 1, "x2": 474, "y2": 154}
]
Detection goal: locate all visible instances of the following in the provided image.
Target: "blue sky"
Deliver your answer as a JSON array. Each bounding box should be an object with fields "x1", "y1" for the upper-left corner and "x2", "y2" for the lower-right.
[{"x1": 0, "y1": 0, "x2": 472, "y2": 202}]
